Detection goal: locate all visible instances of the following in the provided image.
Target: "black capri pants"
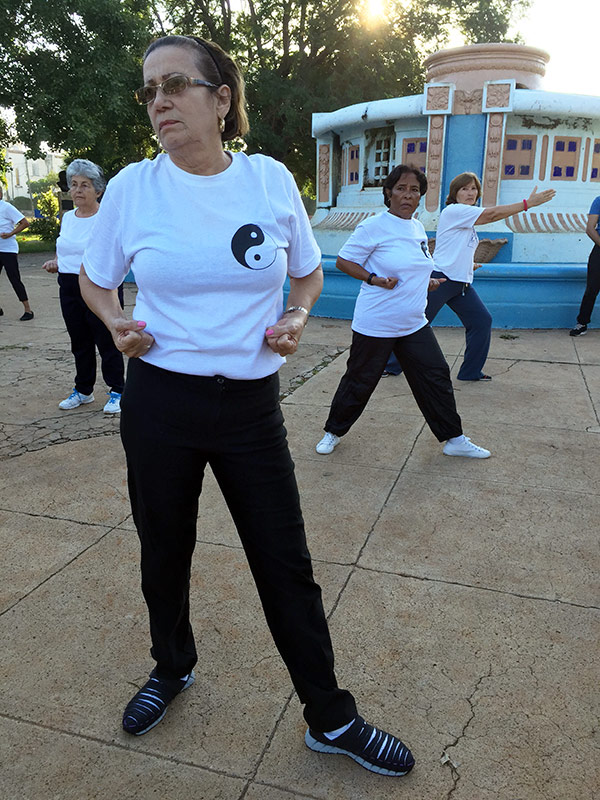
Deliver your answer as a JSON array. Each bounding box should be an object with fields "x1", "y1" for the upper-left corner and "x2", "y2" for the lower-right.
[{"x1": 120, "y1": 358, "x2": 357, "y2": 732}]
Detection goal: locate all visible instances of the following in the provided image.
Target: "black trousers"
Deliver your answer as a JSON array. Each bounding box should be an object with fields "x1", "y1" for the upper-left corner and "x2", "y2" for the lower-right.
[
  {"x1": 120, "y1": 358, "x2": 357, "y2": 732},
  {"x1": 0, "y1": 252, "x2": 28, "y2": 302},
  {"x1": 325, "y1": 325, "x2": 463, "y2": 442},
  {"x1": 58, "y1": 273, "x2": 125, "y2": 395},
  {"x1": 577, "y1": 245, "x2": 600, "y2": 325}
]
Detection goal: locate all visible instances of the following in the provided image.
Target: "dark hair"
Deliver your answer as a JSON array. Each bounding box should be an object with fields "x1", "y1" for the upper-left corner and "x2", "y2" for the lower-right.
[
  {"x1": 382, "y1": 165, "x2": 428, "y2": 207},
  {"x1": 143, "y1": 35, "x2": 249, "y2": 142},
  {"x1": 446, "y1": 172, "x2": 482, "y2": 205}
]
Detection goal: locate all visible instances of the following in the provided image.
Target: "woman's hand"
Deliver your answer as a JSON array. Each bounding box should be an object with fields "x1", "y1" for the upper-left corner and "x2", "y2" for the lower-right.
[
  {"x1": 265, "y1": 311, "x2": 307, "y2": 356},
  {"x1": 372, "y1": 276, "x2": 398, "y2": 290},
  {"x1": 526, "y1": 185, "x2": 556, "y2": 209},
  {"x1": 42, "y1": 258, "x2": 59, "y2": 273},
  {"x1": 112, "y1": 319, "x2": 155, "y2": 358},
  {"x1": 428, "y1": 277, "x2": 447, "y2": 291}
]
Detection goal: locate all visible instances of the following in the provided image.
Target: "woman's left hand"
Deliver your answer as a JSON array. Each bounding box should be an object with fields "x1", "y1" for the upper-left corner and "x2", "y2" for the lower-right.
[{"x1": 265, "y1": 312, "x2": 306, "y2": 356}]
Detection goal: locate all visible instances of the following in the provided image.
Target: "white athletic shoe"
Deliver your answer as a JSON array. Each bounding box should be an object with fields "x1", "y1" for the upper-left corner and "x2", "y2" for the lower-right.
[
  {"x1": 443, "y1": 436, "x2": 491, "y2": 459},
  {"x1": 316, "y1": 432, "x2": 341, "y2": 454},
  {"x1": 103, "y1": 392, "x2": 121, "y2": 414},
  {"x1": 59, "y1": 389, "x2": 95, "y2": 410}
]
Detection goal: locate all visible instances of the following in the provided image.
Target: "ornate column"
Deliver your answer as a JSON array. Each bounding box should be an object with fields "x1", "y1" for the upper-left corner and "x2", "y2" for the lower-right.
[
  {"x1": 481, "y1": 81, "x2": 513, "y2": 207},
  {"x1": 316, "y1": 137, "x2": 334, "y2": 208},
  {"x1": 422, "y1": 83, "x2": 453, "y2": 213}
]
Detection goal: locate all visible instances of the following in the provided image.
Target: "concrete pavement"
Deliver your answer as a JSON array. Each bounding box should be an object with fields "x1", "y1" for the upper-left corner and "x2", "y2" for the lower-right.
[{"x1": 1, "y1": 253, "x2": 599, "y2": 800}]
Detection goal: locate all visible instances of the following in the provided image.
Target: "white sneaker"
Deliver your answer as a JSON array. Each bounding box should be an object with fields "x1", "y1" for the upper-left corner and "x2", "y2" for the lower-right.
[
  {"x1": 443, "y1": 436, "x2": 490, "y2": 459},
  {"x1": 316, "y1": 432, "x2": 340, "y2": 454},
  {"x1": 59, "y1": 389, "x2": 94, "y2": 410},
  {"x1": 103, "y1": 392, "x2": 121, "y2": 414}
]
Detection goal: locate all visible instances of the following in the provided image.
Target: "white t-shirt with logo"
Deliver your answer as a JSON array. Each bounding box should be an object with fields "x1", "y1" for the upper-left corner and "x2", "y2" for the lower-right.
[
  {"x1": 0, "y1": 199, "x2": 25, "y2": 254},
  {"x1": 57, "y1": 209, "x2": 98, "y2": 274},
  {"x1": 82, "y1": 152, "x2": 320, "y2": 379},
  {"x1": 339, "y1": 211, "x2": 433, "y2": 337},
  {"x1": 431, "y1": 203, "x2": 484, "y2": 283}
]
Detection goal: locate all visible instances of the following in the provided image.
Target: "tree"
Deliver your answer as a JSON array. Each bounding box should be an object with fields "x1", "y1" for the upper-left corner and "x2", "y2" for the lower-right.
[
  {"x1": 28, "y1": 172, "x2": 59, "y2": 196},
  {"x1": 0, "y1": 0, "x2": 157, "y2": 177}
]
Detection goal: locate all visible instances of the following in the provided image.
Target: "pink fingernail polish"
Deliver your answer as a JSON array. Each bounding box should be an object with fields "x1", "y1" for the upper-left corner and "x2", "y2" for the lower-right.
[
  {"x1": 137, "y1": 321, "x2": 146, "y2": 327},
  {"x1": 266, "y1": 329, "x2": 274, "y2": 336}
]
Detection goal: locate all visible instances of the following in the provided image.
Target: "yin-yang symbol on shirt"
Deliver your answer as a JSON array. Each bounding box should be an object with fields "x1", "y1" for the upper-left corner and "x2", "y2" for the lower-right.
[
  {"x1": 231, "y1": 224, "x2": 278, "y2": 270},
  {"x1": 420, "y1": 240, "x2": 432, "y2": 259}
]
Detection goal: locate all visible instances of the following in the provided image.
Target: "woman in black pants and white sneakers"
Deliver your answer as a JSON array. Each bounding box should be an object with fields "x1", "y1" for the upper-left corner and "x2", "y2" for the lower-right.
[
  {"x1": 79, "y1": 34, "x2": 414, "y2": 778},
  {"x1": 42, "y1": 159, "x2": 125, "y2": 414},
  {"x1": 316, "y1": 164, "x2": 490, "y2": 459}
]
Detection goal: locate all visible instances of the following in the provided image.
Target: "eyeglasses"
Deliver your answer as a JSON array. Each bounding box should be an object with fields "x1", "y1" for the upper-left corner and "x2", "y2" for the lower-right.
[{"x1": 134, "y1": 75, "x2": 219, "y2": 105}]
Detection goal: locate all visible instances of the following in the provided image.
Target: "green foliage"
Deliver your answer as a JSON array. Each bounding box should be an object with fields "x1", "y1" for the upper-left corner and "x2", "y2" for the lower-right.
[
  {"x1": 28, "y1": 172, "x2": 59, "y2": 196},
  {"x1": 28, "y1": 189, "x2": 60, "y2": 241},
  {"x1": 34, "y1": 188, "x2": 59, "y2": 217}
]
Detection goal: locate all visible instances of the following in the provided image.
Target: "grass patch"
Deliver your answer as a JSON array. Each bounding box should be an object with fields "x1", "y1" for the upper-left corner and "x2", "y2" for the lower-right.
[{"x1": 16, "y1": 234, "x2": 55, "y2": 254}]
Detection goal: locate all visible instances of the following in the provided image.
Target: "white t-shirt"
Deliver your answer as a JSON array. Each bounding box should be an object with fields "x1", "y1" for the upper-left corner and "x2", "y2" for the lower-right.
[
  {"x1": 339, "y1": 211, "x2": 433, "y2": 337},
  {"x1": 56, "y1": 209, "x2": 98, "y2": 274},
  {"x1": 83, "y1": 152, "x2": 320, "y2": 379},
  {"x1": 432, "y1": 203, "x2": 484, "y2": 283},
  {"x1": 0, "y1": 199, "x2": 25, "y2": 254}
]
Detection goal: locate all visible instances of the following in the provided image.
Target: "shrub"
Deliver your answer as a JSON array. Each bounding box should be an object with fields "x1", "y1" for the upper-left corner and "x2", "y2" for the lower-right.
[
  {"x1": 29, "y1": 189, "x2": 60, "y2": 242},
  {"x1": 11, "y1": 195, "x2": 33, "y2": 213}
]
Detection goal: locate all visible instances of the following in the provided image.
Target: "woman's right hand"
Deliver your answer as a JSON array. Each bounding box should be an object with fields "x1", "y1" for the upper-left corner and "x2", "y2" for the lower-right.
[
  {"x1": 112, "y1": 319, "x2": 155, "y2": 358},
  {"x1": 527, "y1": 185, "x2": 556, "y2": 208},
  {"x1": 371, "y1": 276, "x2": 398, "y2": 290},
  {"x1": 42, "y1": 258, "x2": 58, "y2": 273}
]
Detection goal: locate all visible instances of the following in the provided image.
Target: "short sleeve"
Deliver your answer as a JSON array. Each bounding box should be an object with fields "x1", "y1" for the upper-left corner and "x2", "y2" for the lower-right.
[
  {"x1": 338, "y1": 221, "x2": 378, "y2": 266},
  {"x1": 442, "y1": 203, "x2": 483, "y2": 229},
  {"x1": 589, "y1": 196, "x2": 600, "y2": 216},
  {"x1": 6, "y1": 204, "x2": 25, "y2": 225},
  {"x1": 281, "y1": 167, "x2": 321, "y2": 278},
  {"x1": 82, "y1": 185, "x2": 129, "y2": 289}
]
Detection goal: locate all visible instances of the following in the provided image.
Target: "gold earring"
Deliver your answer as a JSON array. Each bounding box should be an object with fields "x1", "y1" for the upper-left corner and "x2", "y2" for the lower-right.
[{"x1": 218, "y1": 117, "x2": 225, "y2": 133}]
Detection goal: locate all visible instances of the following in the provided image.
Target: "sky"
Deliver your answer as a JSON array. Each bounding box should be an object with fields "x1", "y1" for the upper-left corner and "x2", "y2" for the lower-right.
[{"x1": 509, "y1": 0, "x2": 596, "y2": 96}]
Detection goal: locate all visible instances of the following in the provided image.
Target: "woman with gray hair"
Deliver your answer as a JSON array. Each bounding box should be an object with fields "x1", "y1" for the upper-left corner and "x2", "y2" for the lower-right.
[{"x1": 43, "y1": 159, "x2": 124, "y2": 413}]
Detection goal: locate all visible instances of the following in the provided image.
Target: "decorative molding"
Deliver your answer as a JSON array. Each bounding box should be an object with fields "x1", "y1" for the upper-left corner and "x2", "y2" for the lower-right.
[
  {"x1": 423, "y1": 83, "x2": 453, "y2": 115},
  {"x1": 582, "y1": 138, "x2": 591, "y2": 183},
  {"x1": 312, "y1": 210, "x2": 377, "y2": 230},
  {"x1": 483, "y1": 80, "x2": 514, "y2": 112},
  {"x1": 539, "y1": 134, "x2": 549, "y2": 181},
  {"x1": 318, "y1": 144, "x2": 331, "y2": 204},
  {"x1": 482, "y1": 113, "x2": 505, "y2": 207},
  {"x1": 453, "y1": 89, "x2": 483, "y2": 115},
  {"x1": 425, "y1": 115, "x2": 446, "y2": 212},
  {"x1": 506, "y1": 212, "x2": 587, "y2": 234}
]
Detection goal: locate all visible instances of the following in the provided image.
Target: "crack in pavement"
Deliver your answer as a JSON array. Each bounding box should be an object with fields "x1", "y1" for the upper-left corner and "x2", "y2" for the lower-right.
[{"x1": 441, "y1": 663, "x2": 493, "y2": 800}]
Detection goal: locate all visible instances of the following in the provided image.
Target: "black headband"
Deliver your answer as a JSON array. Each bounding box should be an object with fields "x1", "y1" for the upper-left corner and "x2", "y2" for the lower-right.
[{"x1": 186, "y1": 36, "x2": 224, "y2": 85}]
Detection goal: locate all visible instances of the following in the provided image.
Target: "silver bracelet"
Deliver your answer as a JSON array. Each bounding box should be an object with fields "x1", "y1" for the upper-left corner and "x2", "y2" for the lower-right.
[{"x1": 283, "y1": 306, "x2": 309, "y2": 316}]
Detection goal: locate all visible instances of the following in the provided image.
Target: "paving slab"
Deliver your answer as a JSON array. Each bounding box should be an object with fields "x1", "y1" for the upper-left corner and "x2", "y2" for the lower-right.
[
  {"x1": 0, "y1": 717, "x2": 246, "y2": 800},
  {"x1": 256, "y1": 570, "x2": 599, "y2": 800},
  {"x1": 0, "y1": 436, "x2": 129, "y2": 523},
  {"x1": 359, "y1": 472, "x2": 599, "y2": 605},
  {"x1": 0, "y1": 510, "x2": 110, "y2": 612},
  {"x1": 0, "y1": 529, "x2": 350, "y2": 778},
  {"x1": 406, "y1": 421, "x2": 600, "y2": 494}
]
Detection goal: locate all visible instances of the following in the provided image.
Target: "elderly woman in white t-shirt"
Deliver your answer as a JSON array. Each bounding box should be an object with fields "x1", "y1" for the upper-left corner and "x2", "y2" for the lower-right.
[
  {"x1": 316, "y1": 164, "x2": 490, "y2": 459},
  {"x1": 384, "y1": 172, "x2": 555, "y2": 381},
  {"x1": 78, "y1": 34, "x2": 415, "y2": 779},
  {"x1": 42, "y1": 159, "x2": 125, "y2": 413}
]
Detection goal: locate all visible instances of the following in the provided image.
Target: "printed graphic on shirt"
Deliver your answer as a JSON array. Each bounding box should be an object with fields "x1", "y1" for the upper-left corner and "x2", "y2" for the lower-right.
[
  {"x1": 231, "y1": 223, "x2": 278, "y2": 270},
  {"x1": 420, "y1": 240, "x2": 432, "y2": 259}
]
